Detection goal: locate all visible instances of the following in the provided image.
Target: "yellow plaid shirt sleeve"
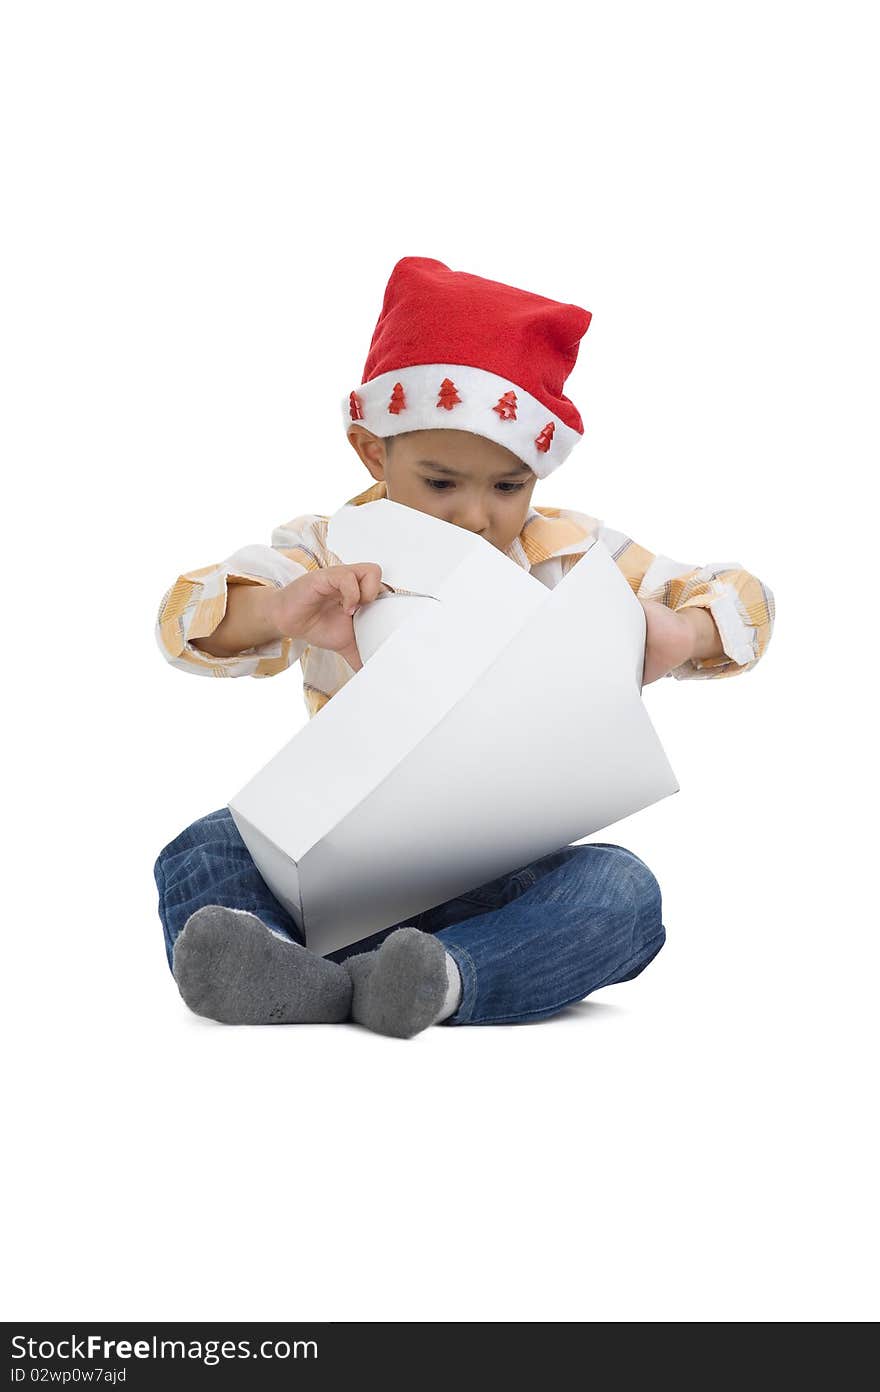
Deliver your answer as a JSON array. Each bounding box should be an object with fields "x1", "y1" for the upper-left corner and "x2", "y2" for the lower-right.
[{"x1": 154, "y1": 515, "x2": 330, "y2": 681}]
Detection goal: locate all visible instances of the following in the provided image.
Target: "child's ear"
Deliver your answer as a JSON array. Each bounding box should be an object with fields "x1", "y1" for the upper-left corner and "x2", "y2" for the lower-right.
[
  {"x1": 363, "y1": 458, "x2": 384, "y2": 484},
  {"x1": 348, "y1": 427, "x2": 387, "y2": 482}
]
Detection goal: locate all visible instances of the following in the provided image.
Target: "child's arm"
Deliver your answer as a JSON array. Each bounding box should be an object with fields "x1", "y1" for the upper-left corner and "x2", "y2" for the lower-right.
[
  {"x1": 189, "y1": 581, "x2": 284, "y2": 659},
  {"x1": 595, "y1": 523, "x2": 775, "y2": 680},
  {"x1": 154, "y1": 513, "x2": 328, "y2": 679},
  {"x1": 531, "y1": 507, "x2": 775, "y2": 680}
]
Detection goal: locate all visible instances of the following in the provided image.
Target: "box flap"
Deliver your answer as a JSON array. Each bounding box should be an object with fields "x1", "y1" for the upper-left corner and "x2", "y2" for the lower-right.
[
  {"x1": 229, "y1": 499, "x2": 549, "y2": 862},
  {"x1": 327, "y1": 497, "x2": 509, "y2": 596}
]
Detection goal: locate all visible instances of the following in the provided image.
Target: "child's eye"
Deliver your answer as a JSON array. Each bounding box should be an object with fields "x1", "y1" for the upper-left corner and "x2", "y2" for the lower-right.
[{"x1": 423, "y1": 480, "x2": 525, "y2": 493}]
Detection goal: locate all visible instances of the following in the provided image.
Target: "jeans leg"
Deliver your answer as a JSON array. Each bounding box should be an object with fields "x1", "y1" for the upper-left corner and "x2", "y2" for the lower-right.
[
  {"x1": 425, "y1": 842, "x2": 665, "y2": 1026},
  {"x1": 153, "y1": 808, "x2": 305, "y2": 972}
]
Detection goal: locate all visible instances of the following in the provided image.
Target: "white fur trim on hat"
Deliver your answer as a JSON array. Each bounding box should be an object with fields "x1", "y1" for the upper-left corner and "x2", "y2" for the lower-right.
[{"x1": 341, "y1": 363, "x2": 583, "y2": 479}]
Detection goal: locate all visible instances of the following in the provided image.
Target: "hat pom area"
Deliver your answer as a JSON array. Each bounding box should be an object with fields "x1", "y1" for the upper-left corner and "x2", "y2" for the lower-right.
[{"x1": 341, "y1": 257, "x2": 592, "y2": 480}]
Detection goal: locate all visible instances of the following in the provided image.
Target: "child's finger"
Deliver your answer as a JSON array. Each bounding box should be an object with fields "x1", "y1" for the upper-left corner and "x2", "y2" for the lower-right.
[
  {"x1": 345, "y1": 563, "x2": 384, "y2": 612},
  {"x1": 349, "y1": 562, "x2": 384, "y2": 603},
  {"x1": 319, "y1": 570, "x2": 359, "y2": 616},
  {"x1": 362, "y1": 570, "x2": 387, "y2": 603},
  {"x1": 339, "y1": 573, "x2": 362, "y2": 615}
]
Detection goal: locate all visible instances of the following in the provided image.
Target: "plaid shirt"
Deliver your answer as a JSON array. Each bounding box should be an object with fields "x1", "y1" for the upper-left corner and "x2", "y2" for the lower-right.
[{"x1": 155, "y1": 479, "x2": 775, "y2": 719}]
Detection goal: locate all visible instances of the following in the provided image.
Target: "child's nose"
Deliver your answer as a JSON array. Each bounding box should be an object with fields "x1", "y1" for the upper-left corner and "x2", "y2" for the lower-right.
[{"x1": 451, "y1": 503, "x2": 490, "y2": 536}]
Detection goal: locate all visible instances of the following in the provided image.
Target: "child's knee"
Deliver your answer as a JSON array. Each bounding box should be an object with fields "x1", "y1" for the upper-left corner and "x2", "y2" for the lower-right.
[
  {"x1": 154, "y1": 807, "x2": 235, "y2": 866},
  {"x1": 617, "y1": 922, "x2": 666, "y2": 981},
  {"x1": 590, "y1": 845, "x2": 663, "y2": 955},
  {"x1": 620, "y1": 854, "x2": 663, "y2": 941},
  {"x1": 624, "y1": 851, "x2": 662, "y2": 914},
  {"x1": 621, "y1": 858, "x2": 664, "y2": 963},
  {"x1": 597, "y1": 844, "x2": 661, "y2": 907}
]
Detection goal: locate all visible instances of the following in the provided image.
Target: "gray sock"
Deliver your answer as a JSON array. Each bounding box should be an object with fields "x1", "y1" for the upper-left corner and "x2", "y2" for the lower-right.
[
  {"x1": 345, "y1": 925, "x2": 456, "y2": 1039},
  {"x1": 172, "y1": 905, "x2": 352, "y2": 1025}
]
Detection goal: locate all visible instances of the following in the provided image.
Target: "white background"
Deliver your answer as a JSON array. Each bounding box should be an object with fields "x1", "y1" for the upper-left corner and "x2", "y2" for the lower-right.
[{"x1": 2, "y1": 0, "x2": 877, "y2": 1323}]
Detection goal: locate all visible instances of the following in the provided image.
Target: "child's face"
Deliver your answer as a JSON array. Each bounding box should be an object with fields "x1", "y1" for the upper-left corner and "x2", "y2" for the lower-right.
[{"x1": 350, "y1": 428, "x2": 538, "y2": 553}]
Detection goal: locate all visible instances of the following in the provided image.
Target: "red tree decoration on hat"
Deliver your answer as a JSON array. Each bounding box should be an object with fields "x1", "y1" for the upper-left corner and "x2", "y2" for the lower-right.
[
  {"x1": 436, "y1": 377, "x2": 462, "y2": 410},
  {"x1": 493, "y1": 390, "x2": 518, "y2": 421},
  {"x1": 535, "y1": 422, "x2": 555, "y2": 453},
  {"x1": 349, "y1": 391, "x2": 364, "y2": 421},
  {"x1": 388, "y1": 383, "x2": 406, "y2": 414}
]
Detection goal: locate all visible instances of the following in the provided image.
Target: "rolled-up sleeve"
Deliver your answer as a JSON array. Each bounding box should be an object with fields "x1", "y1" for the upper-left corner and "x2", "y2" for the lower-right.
[
  {"x1": 155, "y1": 518, "x2": 326, "y2": 678},
  {"x1": 595, "y1": 525, "x2": 775, "y2": 680}
]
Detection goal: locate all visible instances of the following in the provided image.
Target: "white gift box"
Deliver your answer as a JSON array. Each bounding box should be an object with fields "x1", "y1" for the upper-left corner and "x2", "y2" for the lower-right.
[{"x1": 228, "y1": 498, "x2": 679, "y2": 956}]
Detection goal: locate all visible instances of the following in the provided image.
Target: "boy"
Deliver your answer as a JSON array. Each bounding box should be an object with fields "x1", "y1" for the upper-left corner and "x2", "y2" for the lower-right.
[{"x1": 154, "y1": 256, "x2": 774, "y2": 1038}]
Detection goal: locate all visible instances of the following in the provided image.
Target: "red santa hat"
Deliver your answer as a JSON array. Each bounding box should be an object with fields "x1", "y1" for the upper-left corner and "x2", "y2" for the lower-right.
[{"x1": 342, "y1": 256, "x2": 592, "y2": 480}]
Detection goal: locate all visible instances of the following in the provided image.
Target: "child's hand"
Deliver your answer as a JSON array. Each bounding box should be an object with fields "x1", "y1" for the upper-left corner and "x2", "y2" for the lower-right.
[
  {"x1": 639, "y1": 599, "x2": 698, "y2": 684},
  {"x1": 267, "y1": 564, "x2": 393, "y2": 673}
]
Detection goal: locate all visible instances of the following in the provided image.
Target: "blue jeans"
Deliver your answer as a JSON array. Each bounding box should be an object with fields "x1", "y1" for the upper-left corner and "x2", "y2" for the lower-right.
[{"x1": 153, "y1": 808, "x2": 666, "y2": 1026}]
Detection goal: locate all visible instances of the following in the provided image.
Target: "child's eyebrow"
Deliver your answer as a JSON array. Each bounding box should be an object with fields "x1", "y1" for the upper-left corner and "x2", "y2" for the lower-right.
[{"x1": 416, "y1": 459, "x2": 531, "y2": 478}]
